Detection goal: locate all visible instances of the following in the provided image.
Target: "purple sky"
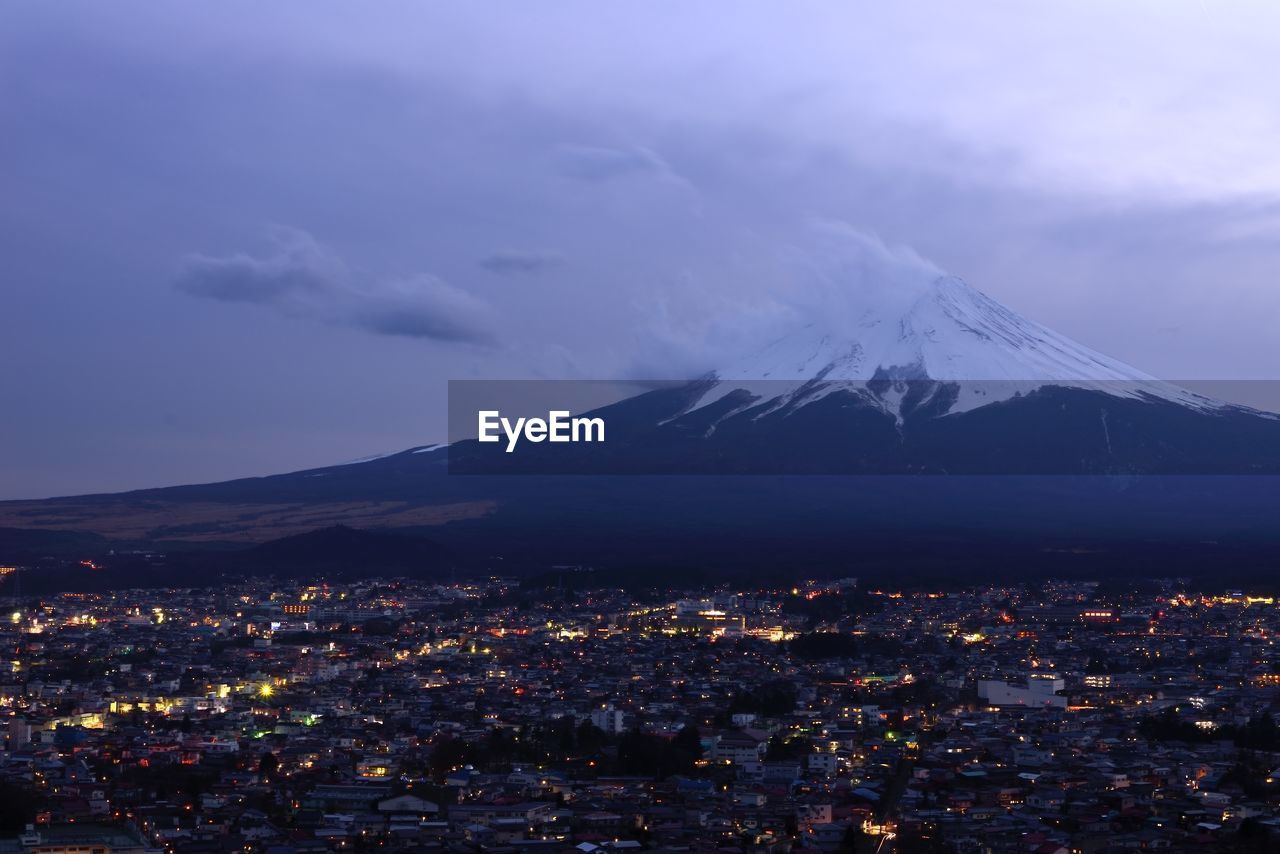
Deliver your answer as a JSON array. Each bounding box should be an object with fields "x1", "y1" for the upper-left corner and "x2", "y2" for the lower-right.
[{"x1": 4, "y1": 2, "x2": 1280, "y2": 498}]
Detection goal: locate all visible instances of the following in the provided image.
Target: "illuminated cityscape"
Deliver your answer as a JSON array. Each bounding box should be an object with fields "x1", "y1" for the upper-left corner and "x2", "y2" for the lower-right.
[{"x1": 4, "y1": 576, "x2": 1280, "y2": 851}]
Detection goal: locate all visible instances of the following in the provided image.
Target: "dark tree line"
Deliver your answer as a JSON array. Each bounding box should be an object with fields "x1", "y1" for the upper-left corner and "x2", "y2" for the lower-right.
[
  {"x1": 1139, "y1": 709, "x2": 1280, "y2": 751},
  {"x1": 424, "y1": 720, "x2": 704, "y2": 781}
]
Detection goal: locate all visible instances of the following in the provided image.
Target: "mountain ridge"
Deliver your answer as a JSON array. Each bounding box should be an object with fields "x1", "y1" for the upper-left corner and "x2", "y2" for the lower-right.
[{"x1": 5, "y1": 271, "x2": 1280, "y2": 563}]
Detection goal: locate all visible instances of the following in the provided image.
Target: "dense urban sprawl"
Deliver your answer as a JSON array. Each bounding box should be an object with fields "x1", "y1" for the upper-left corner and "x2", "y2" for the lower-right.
[{"x1": 3, "y1": 572, "x2": 1280, "y2": 853}]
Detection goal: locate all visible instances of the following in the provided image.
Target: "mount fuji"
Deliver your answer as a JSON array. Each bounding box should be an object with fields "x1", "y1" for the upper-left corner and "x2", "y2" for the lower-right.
[
  {"x1": 451, "y1": 274, "x2": 1278, "y2": 476},
  {"x1": 697, "y1": 274, "x2": 1219, "y2": 420},
  {"x1": 6, "y1": 270, "x2": 1280, "y2": 579}
]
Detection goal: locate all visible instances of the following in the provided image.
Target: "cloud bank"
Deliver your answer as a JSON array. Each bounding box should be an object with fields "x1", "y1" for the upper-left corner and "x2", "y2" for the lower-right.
[{"x1": 175, "y1": 228, "x2": 494, "y2": 345}]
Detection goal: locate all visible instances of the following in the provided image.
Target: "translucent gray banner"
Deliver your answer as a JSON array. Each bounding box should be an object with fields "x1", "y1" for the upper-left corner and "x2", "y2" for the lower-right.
[{"x1": 446, "y1": 379, "x2": 1280, "y2": 475}]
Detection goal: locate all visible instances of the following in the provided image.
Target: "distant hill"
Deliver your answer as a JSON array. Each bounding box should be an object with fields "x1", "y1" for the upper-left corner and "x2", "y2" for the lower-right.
[
  {"x1": 241, "y1": 524, "x2": 455, "y2": 578},
  {"x1": 0, "y1": 524, "x2": 459, "y2": 595},
  {"x1": 0, "y1": 526, "x2": 109, "y2": 560}
]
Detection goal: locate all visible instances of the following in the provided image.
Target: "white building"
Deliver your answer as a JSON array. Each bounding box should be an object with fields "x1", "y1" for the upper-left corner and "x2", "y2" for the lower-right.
[
  {"x1": 590, "y1": 705, "x2": 627, "y2": 734},
  {"x1": 807, "y1": 752, "x2": 839, "y2": 777},
  {"x1": 977, "y1": 674, "x2": 1067, "y2": 709}
]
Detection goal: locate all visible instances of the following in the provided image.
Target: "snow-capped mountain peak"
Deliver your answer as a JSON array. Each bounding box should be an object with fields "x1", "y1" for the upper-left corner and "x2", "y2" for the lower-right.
[{"x1": 682, "y1": 275, "x2": 1221, "y2": 423}]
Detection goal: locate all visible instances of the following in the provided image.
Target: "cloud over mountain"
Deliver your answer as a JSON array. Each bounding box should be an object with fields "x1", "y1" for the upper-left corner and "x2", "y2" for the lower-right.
[{"x1": 627, "y1": 224, "x2": 950, "y2": 379}]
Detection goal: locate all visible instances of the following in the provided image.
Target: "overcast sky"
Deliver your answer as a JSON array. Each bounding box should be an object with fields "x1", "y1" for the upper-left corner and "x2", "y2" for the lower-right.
[{"x1": 5, "y1": 1, "x2": 1280, "y2": 498}]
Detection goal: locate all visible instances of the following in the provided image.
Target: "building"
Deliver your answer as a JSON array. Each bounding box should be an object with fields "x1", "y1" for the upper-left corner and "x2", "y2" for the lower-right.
[{"x1": 977, "y1": 674, "x2": 1067, "y2": 709}]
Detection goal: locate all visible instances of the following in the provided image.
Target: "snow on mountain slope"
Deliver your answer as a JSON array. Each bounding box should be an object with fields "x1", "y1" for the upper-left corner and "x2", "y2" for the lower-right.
[{"x1": 681, "y1": 274, "x2": 1224, "y2": 425}]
